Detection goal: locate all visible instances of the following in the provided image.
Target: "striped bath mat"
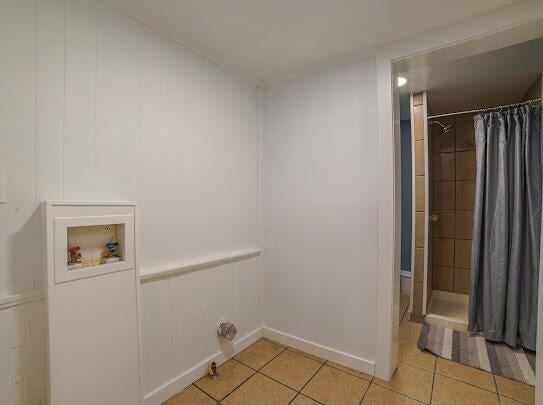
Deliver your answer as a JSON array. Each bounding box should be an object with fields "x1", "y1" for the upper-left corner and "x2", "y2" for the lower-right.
[{"x1": 418, "y1": 324, "x2": 536, "y2": 386}]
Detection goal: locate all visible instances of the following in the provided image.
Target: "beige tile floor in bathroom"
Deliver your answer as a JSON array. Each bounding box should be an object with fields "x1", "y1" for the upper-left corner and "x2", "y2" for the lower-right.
[{"x1": 163, "y1": 294, "x2": 535, "y2": 404}]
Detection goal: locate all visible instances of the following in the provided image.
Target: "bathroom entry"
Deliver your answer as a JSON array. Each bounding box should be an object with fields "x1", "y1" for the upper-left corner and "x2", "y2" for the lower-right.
[{"x1": 398, "y1": 36, "x2": 543, "y2": 338}]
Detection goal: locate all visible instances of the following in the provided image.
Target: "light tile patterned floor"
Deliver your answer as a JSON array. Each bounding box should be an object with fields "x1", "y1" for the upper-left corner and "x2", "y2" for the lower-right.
[{"x1": 163, "y1": 294, "x2": 535, "y2": 404}]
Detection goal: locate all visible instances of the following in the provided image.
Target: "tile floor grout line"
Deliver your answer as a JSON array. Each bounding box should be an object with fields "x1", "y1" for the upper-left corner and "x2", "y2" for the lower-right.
[
  {"x1": 192, "y1": 382, "x2": 222, "y2": 403},
  {"x1": 364, "y1": 380, "x2": 428, "y2": 405},
  {"x1": 234, "y1": 343, "x2": 287, "y2": 372},
  {"x1": 215, "y1": 367, "x2": 258, "y2": 403},
  {"x1": 288, "y1": 392, "x2": 325, "y2": 405},
  {"x1": 358, "y1": 380, "x2": 372, "y2": 405},
  {"x1": 373, "y1": 379, "x2": 428, "y2": 404},
  {"x1": 429, "y1": 358, "x2": 437, "y2": 405},
  {"x1": 169, "y1": 333, "x2": 534, "y2": 403},
  {"x1": 197, "y1": 342, "x2": 284, "y2": 402},
  {"x1": 324, "y1": 360, "x2": 374, "y2": 382},
  {"x1": 399, "y1": 352, "x2": 505, "y2": 397},
  {"x1": 262, "y1": 337, "x2": 374, "y2": 384},
  {"x1": 498, "y1": 393, "x2": 532, "y2": 405},
  {"x1": 256, "y1": 344, "x2": 288, "y2": 371},
  {"x1": 255, "y1": 370, "x2": 322, "y2": 403},
  {"x1": 397, "y1": 349, "x2": 504, "y2": 397},
  {"x1": 492, "y1": 373, "x2": 502, "y2": 405},
  {"x1": 432, "y1": 368, "x2": 502, "y2": 395},
  {"x1": 293, "y1": 361, "x2": 328, "y2": 404}
]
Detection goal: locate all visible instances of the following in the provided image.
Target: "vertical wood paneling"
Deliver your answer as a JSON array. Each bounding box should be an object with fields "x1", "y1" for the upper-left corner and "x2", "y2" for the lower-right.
[
  {"x1": 63, "y1": 0, "x2": 97, "y2": 200},
  {"x1": 0, "y1": 0, "x2": 36, "y2": 295},
  {"x1": 36, "y1": 0, "x2": 65, "y2": 203},
  {"x1": 2, "y1": 1, "x2": 261, "y2": 402},
  {"x1": 141, "y1": 279, "x2": 174, "y2": 394},
  {"x1": 138, "y1": 28, "x2": 168, "y2": 270},
  {"x1": 36, "y1": 0, "x2": 65, "y2": 292},
  {"x1": 94, "y1": 3, "x2": 140, "y2": 200}
]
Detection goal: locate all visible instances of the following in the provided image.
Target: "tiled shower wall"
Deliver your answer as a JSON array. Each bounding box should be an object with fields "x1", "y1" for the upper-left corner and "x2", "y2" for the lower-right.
[
  {"x1": 411, "y1": 92, "x2": 431, "y2": 320},
  {"x1": 431, "y1": 114, "x2": 476, "y2": 294}
]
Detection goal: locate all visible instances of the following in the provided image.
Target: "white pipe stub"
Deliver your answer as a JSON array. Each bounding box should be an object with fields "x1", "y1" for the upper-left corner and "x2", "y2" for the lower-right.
[{"x1": 217, "y1": 319, "x2": 237, "y2": 340}]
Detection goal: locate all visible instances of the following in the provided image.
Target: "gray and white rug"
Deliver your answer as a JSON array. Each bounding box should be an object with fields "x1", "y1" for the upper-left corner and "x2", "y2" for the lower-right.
[{"x1": 418, "y1": 324, "x2": 536, "y2": 386}]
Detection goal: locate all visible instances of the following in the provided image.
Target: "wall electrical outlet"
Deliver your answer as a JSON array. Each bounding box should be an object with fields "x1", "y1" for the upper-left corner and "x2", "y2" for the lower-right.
[{"x1": 0, "y1": 172, "x2": 6, "y2": 204}]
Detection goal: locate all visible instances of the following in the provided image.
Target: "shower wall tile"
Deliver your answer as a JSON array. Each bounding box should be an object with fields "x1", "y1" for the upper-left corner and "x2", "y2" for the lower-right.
[
  {"x1": 455, "y1": 122, "x2": 476, "y2": 151},
  {"x1": 431, "y1": 114, "x2": 476, "y2": 303},
  {"x1": 415, "y1": 140, "x2": 425, "y2": 175},
  {"x1": 454, "y1": 210, "x2": 474, "y2": 239},
  {"x1": 433, "y1": 131, "x2": 456, "y2": 153},
  {"x1": 411, "y1": 92, "x2": 427, "y2": 318},
  {"x1": 454, "y1": 239, "x2": 472, "y2": 269},
  {"x1": 456, "y1": 181, "x2": 475, "y2": 209},
  {"x1": 415, "y1": 212, "x2": 425, "y2": 248},
  {"x1": 433, "y1": 266, "x2": 454, "y2": 292},
  {"x1": 414, "y1": 248, "x2": 424, "y2": 283},
  {"x1": 414, "y1": 105, "x2": 425, "y2": 140},
  {"x1": 416, "y1": 177, "x2": 425, "y2": 211},
  {"x1": 454, "y1": 268, "x2": 470, "y2": 294},
  {"x1": 433, "y1": 238, "x2": 454, "y2": 267},
  {"x1": 434, "y1": 210, "x2": 455, "y2": 238},
  {"x1": 433, "y1": 181, "x2": 455, "y2": 209},
  {"x1": 434, "y1": 153, "x2": 455, "y2": 180},
  {"x1": 413, "y1": 282, "x2": 424, "y2": 315},
  {"x1": 455, "y1": 151, "x2": 476, "y2": 180}
]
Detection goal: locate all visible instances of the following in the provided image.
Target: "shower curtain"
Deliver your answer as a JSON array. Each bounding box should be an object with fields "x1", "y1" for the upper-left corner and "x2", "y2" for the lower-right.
[{"x1": 468, "y1": 105, "x2": 542, "y2": 351}]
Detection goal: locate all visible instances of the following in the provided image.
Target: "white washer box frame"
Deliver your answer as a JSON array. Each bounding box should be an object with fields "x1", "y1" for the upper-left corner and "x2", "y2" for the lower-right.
[
  {"x1": 54, "y1": 214, "x2": 134, "y2": 283},
  {"x1": 43, "y1": 201, "x2": 143, "y2": 405}
]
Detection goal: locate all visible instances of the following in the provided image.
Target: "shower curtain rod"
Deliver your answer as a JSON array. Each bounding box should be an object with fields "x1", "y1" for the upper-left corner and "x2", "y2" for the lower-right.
[{"x1": 427, "y1": 98, "x2": 542, "y2": 119}]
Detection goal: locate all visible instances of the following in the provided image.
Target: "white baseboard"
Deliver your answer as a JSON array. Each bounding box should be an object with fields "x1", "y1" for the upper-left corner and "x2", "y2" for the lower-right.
[
  {"x1": 144, "y1": 327, "x2": 263, "y2": 405},
  {"x1": 262, "y1": 327, "x2": 375, "y2": 377}
]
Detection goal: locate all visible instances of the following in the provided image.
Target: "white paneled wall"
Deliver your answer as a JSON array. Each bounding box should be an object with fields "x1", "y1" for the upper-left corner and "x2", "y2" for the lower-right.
[
  {"x1": 0, "y1": 0, "x2": 261, "y2": 403},
  {"x1": 262, "y1": 59, "x2": 379, "y2": 366},
  {"x1": 141, "y1": 257, "x2": 261, "y2": 397},
  {"x1": 0, "y1": 301, "x2": 46, "y2": 405}
]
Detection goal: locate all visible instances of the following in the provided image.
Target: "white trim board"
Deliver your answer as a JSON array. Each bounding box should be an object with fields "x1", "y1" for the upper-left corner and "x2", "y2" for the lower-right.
[
  {"x1": 0, "y1": 289, "x2": 44, "y2": 310},
  {"x1": 262, "y1": 327, "x2": 375, "y2": 377},
  {"x1": 2, "y1": 247, "x2": 262, "y2": 309},
  {"x1": 143, "y1": 327, "x2": 263, "y2": 405},
  {"x1": 140, "y1": 247, "x2": 262, "y2": 281},
  {"x1": 1, "y1": 246, "x2": 263, "y2": 404}
]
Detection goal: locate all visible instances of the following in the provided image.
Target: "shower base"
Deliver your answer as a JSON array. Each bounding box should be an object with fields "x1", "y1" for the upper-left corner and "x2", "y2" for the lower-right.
[{"x1": 425, "y1": 290, "x2": 469, "y2": 332}]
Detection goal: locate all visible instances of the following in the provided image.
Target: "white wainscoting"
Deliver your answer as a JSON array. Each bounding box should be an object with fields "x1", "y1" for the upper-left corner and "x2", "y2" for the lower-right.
[
  {"x1": 144, "y1": 327, "x2": 262, "y2": 405},
  {"x1": 0, "y1": 247, "x2": 262, "y2": 404},
  {"x1": 140, "y1": 252, "x2": 262, "y2": 400}
]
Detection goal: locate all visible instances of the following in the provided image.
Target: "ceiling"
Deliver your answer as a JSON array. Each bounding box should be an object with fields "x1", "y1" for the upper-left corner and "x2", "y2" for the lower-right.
[
  {"x1": 104, "y1": 0, "x2": 518, "y2": 86},
  {"x1": 399, "y1": 36, "x2": 543, "y2": 117}
]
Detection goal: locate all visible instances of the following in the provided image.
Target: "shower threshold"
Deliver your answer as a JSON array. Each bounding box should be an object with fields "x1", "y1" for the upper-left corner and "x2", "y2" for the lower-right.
[{"x1": 425, "y1": 290, "x2": 469, "y2": 332}]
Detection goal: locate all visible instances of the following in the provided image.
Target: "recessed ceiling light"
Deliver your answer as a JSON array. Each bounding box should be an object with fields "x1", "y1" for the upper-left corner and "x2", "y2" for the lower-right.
[{"x1": 397, "y1": 77, "x2": 407, "y2": 87}]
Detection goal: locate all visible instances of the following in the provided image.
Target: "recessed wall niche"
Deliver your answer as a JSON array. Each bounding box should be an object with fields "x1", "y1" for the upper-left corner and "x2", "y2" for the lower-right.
[{"x1": 67, "y1": 223, "x2": 125, "y2": 270}]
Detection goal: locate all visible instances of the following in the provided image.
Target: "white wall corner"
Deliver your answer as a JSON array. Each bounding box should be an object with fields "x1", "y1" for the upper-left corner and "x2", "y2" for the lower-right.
[{"x1": 262, "y1": 327, "x2": 375, "y2": 377}]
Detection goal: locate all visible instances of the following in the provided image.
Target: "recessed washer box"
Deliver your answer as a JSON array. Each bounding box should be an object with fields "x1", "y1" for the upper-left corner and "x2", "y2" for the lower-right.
[{"x1": 43, "y1": 201, "x2": 142, "y2": 405}]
